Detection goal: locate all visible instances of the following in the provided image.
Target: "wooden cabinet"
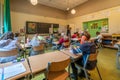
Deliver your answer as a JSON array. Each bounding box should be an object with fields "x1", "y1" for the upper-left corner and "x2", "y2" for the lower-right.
[
  {"x1": 102, "y1": 34, "x2": 120, "y2": 49},
  {"x1": 102, "y1": 34, "x2": 113, "y2": 48}
]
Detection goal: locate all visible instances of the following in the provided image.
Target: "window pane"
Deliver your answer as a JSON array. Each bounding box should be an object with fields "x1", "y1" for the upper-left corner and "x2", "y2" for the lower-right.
[{"x1": 0, "y1": 2, "x2": 3, "y2": 35}]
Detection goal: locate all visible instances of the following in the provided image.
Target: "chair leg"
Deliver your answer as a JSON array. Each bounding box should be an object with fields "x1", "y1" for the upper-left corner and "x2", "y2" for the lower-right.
[
  {"x1": 68, "y1": 64, "x2": 71, "y2": 80},
  {"x1": 96, "y1": 66, "x2": 102, "y2": 80},
  {"x1": 83, "y1": 69, "x2": 89, "y2": 80}
]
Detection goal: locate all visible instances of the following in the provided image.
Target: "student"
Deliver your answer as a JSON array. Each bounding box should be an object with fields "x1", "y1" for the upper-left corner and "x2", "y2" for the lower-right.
[
  {"x1": 66, "y1": 25, "x2": 71, "y2": 38},
  {"x1": 30, "y1": 33, "x2": 40, "y2": 47},
  {"x1": 57, "y1": 35, "x2": 64, "y2": 50},
  {"x1": 63, "y1": 35, "x2": 69, "y2": 48},
  {"x1": 80, "y1": 31, "x2": 90, "y2": 44},
  {"x1": 0, "y1": 32, "x2": 20, "y2": 63},
  {"x1": 94, "y1": 31, "x2": 103, "y2": 46},
  {"x1": 14, "y1": 32, "x2": 20, "y2": 41},
  {"x1": 29, "y1": 33, "x2": 41, "y2": 56},
  {"x1": 72, "y1": 32, "x2": 78, "y2": 38},
  {"x1": 71, "y1": 33, "x2": 96, "y2": 80}
]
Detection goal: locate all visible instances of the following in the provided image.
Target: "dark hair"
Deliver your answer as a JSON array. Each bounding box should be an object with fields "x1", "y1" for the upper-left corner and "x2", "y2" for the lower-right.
[
  {"x1": 14, "y1": 33, "x2": 19, "y2": 37},
  {"x1": 84, "y1": 31, "x2": 91, "y2": 40},
  {"x1": 96, "y1": 31, "x2": 100, "y2": 35},
  {"x1": 3, "y1": 32, "x2": 14, "y2": 40}
]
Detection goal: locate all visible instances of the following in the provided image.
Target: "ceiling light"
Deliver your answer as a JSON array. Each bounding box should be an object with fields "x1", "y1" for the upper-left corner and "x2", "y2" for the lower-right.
[
  {"x1": 30, "y1": 0, "x2": 38, "y2": 5},
  {"x1": 66, "y1": 8, "x2": 70, "y2": 11},
  {"x1": 71, "y1": 9, "x2": 76, "y2": 14}
]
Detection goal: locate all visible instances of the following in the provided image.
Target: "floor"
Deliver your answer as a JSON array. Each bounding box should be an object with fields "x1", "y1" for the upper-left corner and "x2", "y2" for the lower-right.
[{"x1": 31, "y1": 48, "x2": 120, "y2": 80}]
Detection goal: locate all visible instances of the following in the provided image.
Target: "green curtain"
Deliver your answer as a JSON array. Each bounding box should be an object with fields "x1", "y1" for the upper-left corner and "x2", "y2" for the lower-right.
[{"x1": 4, "y1": 0, "x2": 11, "y2": 33}]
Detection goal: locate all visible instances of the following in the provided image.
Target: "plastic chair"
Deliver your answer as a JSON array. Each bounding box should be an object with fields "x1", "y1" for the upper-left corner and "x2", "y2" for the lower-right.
[
  {"x1": 45, "y1": 58, "x2": 71, "y2": 80},
  {"x1": 76, "y1": 50, "x2": 102, "y2": 80},
  {"x1": 0, "y1": 49, "x2": 18, "y2": 63}
]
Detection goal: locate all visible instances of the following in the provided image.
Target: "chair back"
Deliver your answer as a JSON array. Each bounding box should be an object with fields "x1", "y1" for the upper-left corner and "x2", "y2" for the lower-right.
[
  {"x1": 0, "y1": 49, "x2": 18, "y2": 57},
  {"x1": 63, "y1": 41, "x2": 70, "y2": 48},
  {"x1": 85, "y1": 50, "x2": 99, "y2": 70},
  {"x1": 32, "y1": 44, "x2": 44, "y2": 51},
  {"x1": 48, "y1": 58, "x2": 70, "y2": 72},
  {"x1": 88, "y1": 52, "x2": 98, "y2": 61}
]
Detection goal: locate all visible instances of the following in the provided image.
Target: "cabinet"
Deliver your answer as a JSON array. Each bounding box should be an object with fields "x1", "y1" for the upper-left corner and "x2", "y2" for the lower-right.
[
  {"x1": 112, "y1": 34, "x2": 120, "y2": 41},
  {"x1": 102, "y1": 34, "x2": 120, "y2": 49},
  {"x1": 102, "y1": 34, "x2": 115, "y2": 49}
]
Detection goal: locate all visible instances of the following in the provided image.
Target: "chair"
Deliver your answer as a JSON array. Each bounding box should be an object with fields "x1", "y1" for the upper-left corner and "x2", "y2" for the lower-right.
[
  {"x1": 45, "y1": 58, "x2": 71, "y2": 80},
  {"x1": 63, "y1": 42, "x2": 70, "y2": 47},
  {"x1": 0, "y1": 49, "x2": 18, "y2": 63},
  {"x1": 30, "y1": 44, "x2": 45, "y2": 56},
  {"x1": 76, "y1": 50, "x2": 102, "y2": 80},
  {"x1": 32, "y1": 44, "x2": 44, "y2": 51},
  {"x1": 60, "y1": 41, "x2": 70, "y2": 49}
]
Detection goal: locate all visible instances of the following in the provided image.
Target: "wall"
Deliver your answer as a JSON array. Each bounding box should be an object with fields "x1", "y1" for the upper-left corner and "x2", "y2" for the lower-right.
[
  {"x1": 67, "y1": 0, "x2": 120, "y2": 19},
  {"x1": 67, "y1": 6, "x2": 120, "y2": 34},
  {"x1": 10, "y1": 0, "x2": 67, "y2": 19},
  {"x1": 10, "y1": 0, "x2": 120, "y2": 34},
  {"x1": 10, "y1": 0, "x2": 67, "y2": 33},
  {"x1": 0, "y1": 0, "x2": 3, "y2": 4},
  {"x1": 11, "y1": 11, "x2": 67, "y2": 32}
]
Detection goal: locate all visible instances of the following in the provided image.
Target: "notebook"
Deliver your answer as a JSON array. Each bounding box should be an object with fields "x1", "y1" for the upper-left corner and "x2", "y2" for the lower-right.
[
  {"x1": 70, "y1": 48, "x2": 82, "y2": 55},
  {"x1": 0, "y1": 63, "x2": 26, "y2": 80}
]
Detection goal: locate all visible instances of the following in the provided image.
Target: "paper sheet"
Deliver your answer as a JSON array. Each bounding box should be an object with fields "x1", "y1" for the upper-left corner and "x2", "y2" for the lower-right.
[{"x1": 0, "y1": 63, "x2": 26, "y2": 79}]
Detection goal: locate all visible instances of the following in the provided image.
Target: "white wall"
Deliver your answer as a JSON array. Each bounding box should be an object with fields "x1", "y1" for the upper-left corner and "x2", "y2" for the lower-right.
[
  {"x1": 67, "y1": 6, "x2": 120, "y2": 34},
  {"x1": 11, "y1": 11, "x2": 67, "y2": 32}
]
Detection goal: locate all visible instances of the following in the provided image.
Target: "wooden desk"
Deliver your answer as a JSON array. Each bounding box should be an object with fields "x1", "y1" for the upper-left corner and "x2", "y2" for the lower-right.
[
  {"x1": 0, "y1": 51, "x2": 70, "y2": 79},
  {"x1": 0, "y1": 60, "x2": 30, "y2": 80},
  {"x1": 28, "y1": 51, "x2": 70, "y2": 74}
]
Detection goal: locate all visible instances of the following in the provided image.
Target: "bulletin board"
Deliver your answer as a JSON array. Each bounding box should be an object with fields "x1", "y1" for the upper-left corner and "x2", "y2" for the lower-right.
[{"x1": 83, "y1": 18, "x2": 108, "y2": 37}]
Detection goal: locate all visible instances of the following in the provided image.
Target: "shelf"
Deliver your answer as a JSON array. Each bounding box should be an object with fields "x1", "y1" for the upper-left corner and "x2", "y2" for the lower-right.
[
  {"x1": 103, "y1": 45, "x2": 117, "y2": 49},
  {"x1": 102, "y1": 38, "x2": 112, "y2": 40}
]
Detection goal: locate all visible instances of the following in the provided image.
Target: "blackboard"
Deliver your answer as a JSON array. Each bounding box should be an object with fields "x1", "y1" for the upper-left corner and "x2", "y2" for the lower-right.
[
  {"x1": 37, "y1": 23, "x2": 51, "y2": 33},
  {"x1": 26, "y1": 21, "x2": 59, "y2": 34}
]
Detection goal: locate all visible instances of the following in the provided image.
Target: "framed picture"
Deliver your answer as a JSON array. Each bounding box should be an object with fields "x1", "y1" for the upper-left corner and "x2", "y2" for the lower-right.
[{"x1": 26, "y1": 21, "x2": 38, "y2": 34}]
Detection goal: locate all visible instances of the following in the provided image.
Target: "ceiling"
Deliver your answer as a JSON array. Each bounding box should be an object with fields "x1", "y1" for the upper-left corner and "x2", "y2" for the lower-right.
[{"x1": 38, "y1": 0, "x2": 88, "y2": 10}]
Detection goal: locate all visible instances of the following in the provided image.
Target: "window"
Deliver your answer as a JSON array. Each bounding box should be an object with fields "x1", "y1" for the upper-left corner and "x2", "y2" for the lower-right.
[{"x1": 0, "y1": 1, "x2": 3, "y2": 36}]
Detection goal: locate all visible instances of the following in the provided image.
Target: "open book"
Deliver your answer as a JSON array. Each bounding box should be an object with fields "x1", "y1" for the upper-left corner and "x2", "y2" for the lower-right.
[{"x1": 0, "y1": 63, "x2": 26, "y2": 80}]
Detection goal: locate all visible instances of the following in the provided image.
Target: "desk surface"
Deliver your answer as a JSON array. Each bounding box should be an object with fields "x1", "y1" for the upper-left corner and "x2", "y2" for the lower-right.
[
  {"x1": 0, "y1": 50, "x2": 79, "y2": 79},
  {"x1": 28, "y1": 51, "x2": 70, "y2": 74},
  {"x1": 0, "y1": 60, "x2": 30, "y2": 80},
  {"x1": 71, "y1": 38, "x2": 78, "y2": 41}
]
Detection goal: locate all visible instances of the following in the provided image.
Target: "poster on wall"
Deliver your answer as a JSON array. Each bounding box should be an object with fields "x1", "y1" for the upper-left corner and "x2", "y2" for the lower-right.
[
  {"x1": 26, "y1": 22, "x2": 37, "y2": 34},
  {"x1": 101, "y1": 20, "x2": 108, "y2": 33},
  {"x1": 83, "y1": 18, "x2": 108, "y2": 37}
]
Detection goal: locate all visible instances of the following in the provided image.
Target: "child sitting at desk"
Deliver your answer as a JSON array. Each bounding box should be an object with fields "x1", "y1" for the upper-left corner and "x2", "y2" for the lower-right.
[
  {"x1": 71, "y1": 32, "x2": 96, "y2": 80},
  {"x1": 94, "y1": 31, "x2": 103, "y2": 46},
  {"x1": 0, "y1": 32, "x2": 21, "y2": 63},
  {"x1": 29, "y1": 33, "x2": 42, "y2": 56}
]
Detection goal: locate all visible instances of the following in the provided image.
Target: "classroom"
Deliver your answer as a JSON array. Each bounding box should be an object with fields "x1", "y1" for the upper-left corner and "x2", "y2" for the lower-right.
[{"x1": 0, "y1": 0, "x2": 120, "y2": 80}]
